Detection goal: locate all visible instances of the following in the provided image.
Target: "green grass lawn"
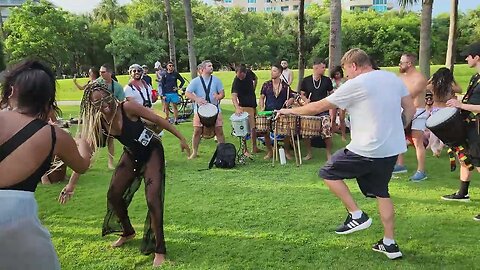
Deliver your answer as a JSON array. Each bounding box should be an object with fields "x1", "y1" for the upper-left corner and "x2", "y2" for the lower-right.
[
  {"x1": 36, "y1": 104, "x2": 480, "y2": 269},
  {"x1": 56, "y1": 64, "x2": 475, "y2": 101}
]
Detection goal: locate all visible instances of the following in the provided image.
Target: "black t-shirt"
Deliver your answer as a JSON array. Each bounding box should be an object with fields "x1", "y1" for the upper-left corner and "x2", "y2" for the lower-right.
[
  {"x1": 231, "y1": 72, "x2": 257, "y2": 108},
  {"x1": 465, "y1": 73, "x2": 480, "y2": 105},
  {"x1": 300, "y1": 75, "x2": 333, "y2": 102}
]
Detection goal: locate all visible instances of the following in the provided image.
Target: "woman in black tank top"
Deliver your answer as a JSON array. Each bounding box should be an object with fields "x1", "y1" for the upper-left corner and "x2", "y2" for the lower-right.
[{"x1": 63, "y1": 82, "x2": 190, "y2": 267}]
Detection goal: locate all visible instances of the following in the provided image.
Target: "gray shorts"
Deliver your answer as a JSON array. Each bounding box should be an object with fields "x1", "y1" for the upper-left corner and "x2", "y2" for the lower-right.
[{"x1": 319, "y1": 148, "x2": 398, "y2": 198}]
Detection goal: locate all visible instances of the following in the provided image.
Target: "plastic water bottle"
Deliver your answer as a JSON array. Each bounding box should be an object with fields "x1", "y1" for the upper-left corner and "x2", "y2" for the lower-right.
[{"x1": 279, "y1": 147, "x2": 287, "y2": 165}]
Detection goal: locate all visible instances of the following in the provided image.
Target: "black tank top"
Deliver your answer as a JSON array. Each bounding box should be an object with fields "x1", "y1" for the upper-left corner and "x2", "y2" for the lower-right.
[
  {"x1": 0, "y1": 119, "x2": 56, "y2": 192},
  {"x1": 105, "y1": 103, "x2": 156, "y2": 162}
]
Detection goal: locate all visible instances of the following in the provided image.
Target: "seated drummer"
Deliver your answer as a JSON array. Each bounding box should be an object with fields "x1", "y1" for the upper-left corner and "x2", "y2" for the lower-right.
[
  {"x1": 299, "y1": 58, "x2": 334, "y2": 161},
  {"x1": 232, "y1": 64, "x2": 259, "y2": 155},
  {"x1": 259, "y1": 63, "x2": 295, "y2": 160}
]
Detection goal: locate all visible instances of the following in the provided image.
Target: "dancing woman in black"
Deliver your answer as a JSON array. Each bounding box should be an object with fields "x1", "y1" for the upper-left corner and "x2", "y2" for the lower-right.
[{"x1": 61, "y1": 82, "x2": 191, "y2": 267}]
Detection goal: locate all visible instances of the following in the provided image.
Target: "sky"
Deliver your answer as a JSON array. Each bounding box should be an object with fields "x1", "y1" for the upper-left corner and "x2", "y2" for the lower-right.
[{"x1": 49, "y1": 0, "x2": 480, "y2": 16}]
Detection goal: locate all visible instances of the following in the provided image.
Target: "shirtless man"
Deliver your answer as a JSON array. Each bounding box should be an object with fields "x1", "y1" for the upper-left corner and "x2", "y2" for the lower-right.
[{"x1": 393, "y1": 53, "x2": 428, "y2": 181}]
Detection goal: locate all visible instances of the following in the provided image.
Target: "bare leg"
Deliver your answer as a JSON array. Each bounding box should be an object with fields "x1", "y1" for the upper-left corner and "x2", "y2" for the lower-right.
[
  {"x1": 264, "y1": 134, "x2": 273, "y2": 159},
  {"x1": 215, "y1": 126, "x2": 225, "y2": 144},
  {"x1": 411, "y1": 130, "x2": 426, "y2": 172},
  {"x1": 107, "y1": 137, "x2": 115, "y2": 170},
  {"x1": 377, "y1": 197, "x2": 395, "y2": 239},
  {"x1": 164, "y1": 102, "x2": 170, "y2": 120},
  {"x1": 324, "y1": 137, "x2": 333, "y2": 161},
  {"x1": 339, "y1": 109, "x2": 347, "y2": 141},
  {"x1": 323, "y1": 179, "x2": 360, "y2": 212},
  {"x1": 173, "y1": 103, "x2": 179, "y2": 123},
  {"x1": 107, "y1": 152, "x2": 137, "y2": 247},
  {"x1": 143, "y1": 147, "x2": 167, "y2": 266},
  {"x1": 189, "y1": 127, "x2": 202, "y2": 159},
  {"x1": 303, "y1": 138, "x2": 312, "y2": 160}
]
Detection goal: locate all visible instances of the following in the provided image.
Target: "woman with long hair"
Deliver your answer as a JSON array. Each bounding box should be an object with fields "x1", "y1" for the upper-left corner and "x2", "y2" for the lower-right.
[
  {"x1": 330, "y1": 65, "x2": 347, "y2": 141},
  {"x1": 426, "y1": 67, "x2": 462, "y2": 156},
  {"x1": 61, "y1": 81, "x2": 190, "y2": 267},
  {"x1": 0, "y1": 59, "x2": 91, "y2": 269}
]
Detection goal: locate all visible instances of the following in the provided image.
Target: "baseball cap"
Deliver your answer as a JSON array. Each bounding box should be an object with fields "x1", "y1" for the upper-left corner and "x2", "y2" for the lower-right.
[
  {"x1": 460, "y1": 42, "x2": 480, "y2": 57},
  {"x1": 142, "y1": 64, "x2": 148, "y2": 69},
  {"x1": 154, "y1": 62, "x2": 161, "y2": 69}
]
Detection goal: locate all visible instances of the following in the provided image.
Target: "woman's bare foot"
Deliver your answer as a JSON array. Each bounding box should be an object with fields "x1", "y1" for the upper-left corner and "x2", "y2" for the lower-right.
[
  {"x1": 153, "y1": 253, "x2": 166, "y2": 267},
  {"x1": 108, "y1": 160, "x2": 115, "y2": 170},
  {"x1": 303, "y1": 154, "x2": 312, "y2": 161},
  {"x1": 41, "y1": 175, "x2": 51, "y2": 185},
  {"x1": 111, "y1": 233, "x2": 135, "y2": 248}
]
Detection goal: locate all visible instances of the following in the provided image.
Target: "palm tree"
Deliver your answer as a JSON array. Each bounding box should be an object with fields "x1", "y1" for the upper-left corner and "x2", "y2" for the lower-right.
[
  {"x1": 445, "y1": 0, "x2": 458, "y2": 72},
  {"x1": 328, "y1": 0, "x2": 342, "y2": 72},
  {"x1": 93, "y1": 0, "x2": 127, "y2": 30},
  {"x1": 296, "y1": 0, "x2": 305, "y2": 92},
  {"x1": 183, "y1": 0, "x2": 197, "y2": 79},
  {"x1": 398, "y1": 0, "x2": 434, "y2": 78},
  {"x1": 165, "y1": 0, "x2": 177, "y2": 67}
]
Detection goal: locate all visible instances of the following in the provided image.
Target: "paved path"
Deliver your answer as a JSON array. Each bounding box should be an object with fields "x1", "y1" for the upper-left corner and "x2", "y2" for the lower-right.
[{"x1": 58, "y1": 99, "x2": 234, "y2": 106}]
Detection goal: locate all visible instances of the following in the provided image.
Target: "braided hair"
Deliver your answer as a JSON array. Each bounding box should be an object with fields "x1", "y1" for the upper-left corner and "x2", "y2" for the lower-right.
[
  {"x1": 79, "y1": 81, "x2": 116, "y2": 153},
  {"x1": 430, "y1": 67, "x2": 455, "y2": 102}
]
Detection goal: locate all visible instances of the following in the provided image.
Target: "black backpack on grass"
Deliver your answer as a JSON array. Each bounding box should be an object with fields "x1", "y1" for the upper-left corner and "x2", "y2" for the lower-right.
[{"x1": 208, "y1": 143, "x2": 236, "y2": 169}]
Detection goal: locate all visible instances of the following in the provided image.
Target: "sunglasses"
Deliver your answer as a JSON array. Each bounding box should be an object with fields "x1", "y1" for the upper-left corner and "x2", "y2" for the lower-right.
[
  {"x1": 133, "y1": 69, "x2": 143, "y2": 73},
  {"x1": 92, "y1": 95, "x2": 114, "y2": 108}
]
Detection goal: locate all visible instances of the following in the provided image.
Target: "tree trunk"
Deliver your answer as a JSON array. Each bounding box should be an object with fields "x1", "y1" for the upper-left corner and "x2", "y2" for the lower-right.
[
  {"x1": 165, "y1": 0, "x2": 177, "y2": 67},
  {"x1": 445, "y1": 0, "x2": 458, "y2": 72},
  {"x1": 328, "y1": 0, "x2": 342, "y2": 73},
  {"x1": 183, "y1": 0, "x2": 197, "y2": 79},
  {"x1": 419, "y1": 0, "x2": 433, "y2": 78},
  {"x1": 296, "y1": 0, "x2": 305, "y2": 92}
]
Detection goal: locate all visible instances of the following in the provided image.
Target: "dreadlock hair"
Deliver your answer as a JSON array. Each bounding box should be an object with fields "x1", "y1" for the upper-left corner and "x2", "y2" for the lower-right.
[
  {"x1": 431, "y1": 67, "x2": 456, "y2": 102},
  {"x1": 79, "y1": 81, "x2": 116, "y2": 154}
]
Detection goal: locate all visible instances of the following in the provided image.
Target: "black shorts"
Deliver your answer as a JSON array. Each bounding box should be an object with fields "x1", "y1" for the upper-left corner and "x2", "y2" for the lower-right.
[
  {"x1": 319, "y1": 148, "x2": 398, "y2": 198},
  {"x1": 466, "y1": 123, "x2": 480, "y2": 167}
]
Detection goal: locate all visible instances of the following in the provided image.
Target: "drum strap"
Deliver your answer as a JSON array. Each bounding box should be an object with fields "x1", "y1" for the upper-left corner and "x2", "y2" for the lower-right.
[
  {"x1": 129, "y1": 82, "x2": 152, "y2": 108},
  {"x1": 200, "y1": 76, "x2": 213, "y2": 103}
]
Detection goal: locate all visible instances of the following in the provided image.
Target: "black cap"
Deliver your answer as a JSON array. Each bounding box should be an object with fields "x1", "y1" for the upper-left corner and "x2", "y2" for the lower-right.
[{"x1": 461, "y1": 42, "x2": 480, "y2": 57}]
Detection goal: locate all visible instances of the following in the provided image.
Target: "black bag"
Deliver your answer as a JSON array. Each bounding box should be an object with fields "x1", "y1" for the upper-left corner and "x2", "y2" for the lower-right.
[{"x1": 208, "y1": 143, "x2": 236, "y2": 169}]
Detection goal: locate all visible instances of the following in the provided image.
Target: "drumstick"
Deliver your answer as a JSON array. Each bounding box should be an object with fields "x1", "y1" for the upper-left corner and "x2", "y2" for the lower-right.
[
  {"x1": 308, "y1": 93, "x2": 312, "y2": 101},
  {"x1": 291, "y1": 129, "x2": 299, "y2": 167},
  {"x1": 297, "y1": 134, "x2": 302, "y2": 165},
  {"x1": 272, "y1": 125, "x2": 277, "y2": 166}
]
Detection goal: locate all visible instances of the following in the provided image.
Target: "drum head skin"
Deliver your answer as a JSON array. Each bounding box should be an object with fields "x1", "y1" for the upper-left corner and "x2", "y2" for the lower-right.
[
  {"x1": 426, "y1": 107, "x2": 458, "y2": 128},
  {"x1": 198, "y1": 103, "x2": 218, "y2": 117},
  {"x1": 230, "y1": 112, "x2": 249, "y2": 121}
]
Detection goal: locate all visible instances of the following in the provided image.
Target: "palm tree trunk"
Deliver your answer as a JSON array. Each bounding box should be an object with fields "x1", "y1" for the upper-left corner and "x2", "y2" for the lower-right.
[
  {"x1": 419, "y1": 0, "x2": 433, "y2": 78},
  {"x1": 296, "y1": 0, "x2": 305, "y2": 92},
  {"x1": 165, "y1": 0, "x2": 177, "y2": 67},
  {"x1": 445, "y1": 0, "x2": 458, "y2": 72},
  {"x1": 328, "y1": 0, "x2": 342, "y2": 72},
  {"x1": 183, "y1": 0, "x2": 197, "y2": 79}
]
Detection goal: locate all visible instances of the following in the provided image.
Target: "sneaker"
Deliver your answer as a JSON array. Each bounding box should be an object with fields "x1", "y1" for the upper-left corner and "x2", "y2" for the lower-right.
[
  {"x1": 372, "y1": 239, "x2": 403, "y2": 260},
  {"x1": 392, "y1": 165, "x2": 407, "y2": 174},
  {"x1": 335, "y1": 212, "x2": 372, "y2": 235},
  {"x1": 410, "y1": 171, "x2": 427, "y2": 182},
  {"x1": 441, "y1": 193, "x2": 470, "y2": 202},
  {"x1": 474, "y1": 214, "x2": 480, "y2": 221}
]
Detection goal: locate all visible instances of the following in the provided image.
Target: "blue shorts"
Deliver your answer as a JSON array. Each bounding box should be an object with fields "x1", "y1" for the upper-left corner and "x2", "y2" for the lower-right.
[
  {"x1": 319, "y1": 148, "x2": 397, "y2": 198},
  {"x1": 165, "y1": 93, "x2": 180, "y2": 104}
]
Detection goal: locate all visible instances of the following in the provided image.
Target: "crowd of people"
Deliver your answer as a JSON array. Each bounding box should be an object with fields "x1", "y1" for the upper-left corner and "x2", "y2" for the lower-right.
[{"x1": 1, "y1": 41, "x2": 480, "y2": 268}]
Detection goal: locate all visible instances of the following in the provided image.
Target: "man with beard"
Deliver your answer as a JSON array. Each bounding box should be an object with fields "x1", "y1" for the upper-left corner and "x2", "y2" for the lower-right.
[
  {"x1": 299, "y1": 59, "x2": 334, "y2": 161},
  {"x1": 185, "y1": 60, "x2": 225, "y2": 159},
  {"x1": 124, "y1": 64, "x2": 155, "y2": 108},
  {"x1": 393, "y1": 53, "x2": 428, "y2": 182},
  {"x1": 161, "y1": 61, "x2": 185, "y2": 124},
  {"x1": 232, "y1": 64, "x2": 259, "y2": 155},
  {"x1": 280, "y1": 60, "x2": 293, "y2": 86}
]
